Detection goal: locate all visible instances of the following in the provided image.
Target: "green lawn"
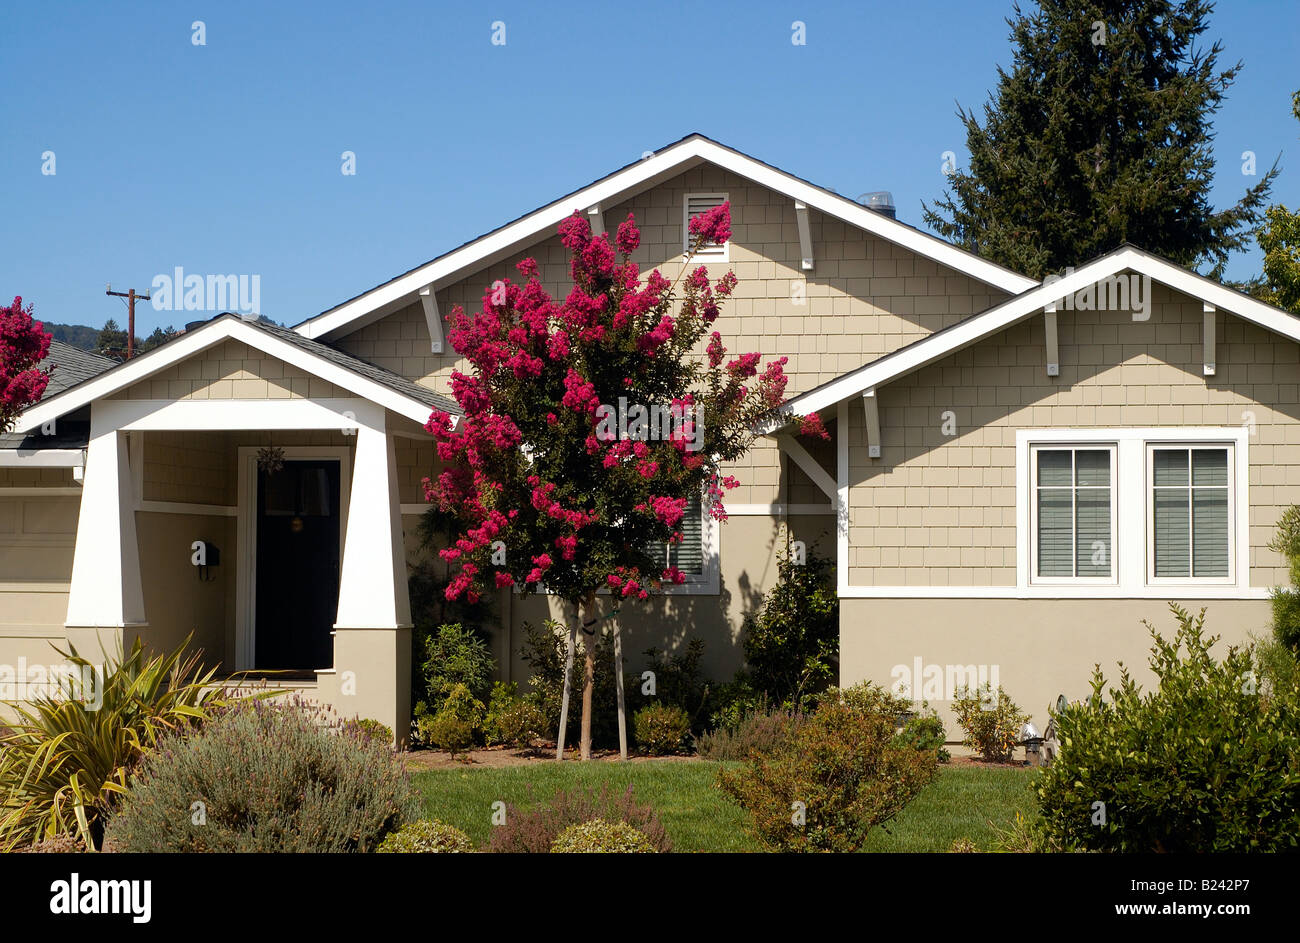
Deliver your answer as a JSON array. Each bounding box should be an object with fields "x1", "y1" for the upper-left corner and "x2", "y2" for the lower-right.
[{"x1": 412, "y1": 760, "x2": 1035, "y2": 852}]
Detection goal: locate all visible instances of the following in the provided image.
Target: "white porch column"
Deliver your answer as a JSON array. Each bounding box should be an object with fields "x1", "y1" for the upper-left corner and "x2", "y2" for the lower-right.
[
  {"x1": 65, "y1": 416, "x2": 146, "y2": 662},
  {"x1": 335, "y1": 423, "x2": 411, "y2": 629},
  {"x1": 331, "y1": 421, "x2": 412, "y2": 744}
]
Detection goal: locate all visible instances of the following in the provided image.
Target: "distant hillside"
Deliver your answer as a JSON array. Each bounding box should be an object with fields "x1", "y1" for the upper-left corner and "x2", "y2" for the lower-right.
[{"x1": 42, "y1": 322, "x2": 100, "y2": 351}]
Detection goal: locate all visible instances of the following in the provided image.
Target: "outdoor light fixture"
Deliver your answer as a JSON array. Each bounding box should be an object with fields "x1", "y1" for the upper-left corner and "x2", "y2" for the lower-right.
[
  {"x1": 191, "y1": 540, "x2": 220, "y2": 582},
  {"x1": 1019, "y1": 721, "x2": 1044, "y2": 767}
]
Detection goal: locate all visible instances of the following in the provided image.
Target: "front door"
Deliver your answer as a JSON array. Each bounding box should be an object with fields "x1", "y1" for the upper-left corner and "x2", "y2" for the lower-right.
[{"x1": 254, "y1": 459, "x2": 341, "y2": 671}]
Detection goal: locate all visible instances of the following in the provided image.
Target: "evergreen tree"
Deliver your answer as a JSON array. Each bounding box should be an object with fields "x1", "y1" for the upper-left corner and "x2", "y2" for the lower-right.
[
  {"x1": 1255, "y1": 92, "x2": 1300, "y2": 312},
  {"x1": 923, "y1": 0, "x2": 1275, "y2": 279}
]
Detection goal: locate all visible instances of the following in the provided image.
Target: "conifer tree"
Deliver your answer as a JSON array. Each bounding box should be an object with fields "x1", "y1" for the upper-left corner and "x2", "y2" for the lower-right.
[{"x1": 924, "y1": 0, "x2": 1275, "y2": 279}]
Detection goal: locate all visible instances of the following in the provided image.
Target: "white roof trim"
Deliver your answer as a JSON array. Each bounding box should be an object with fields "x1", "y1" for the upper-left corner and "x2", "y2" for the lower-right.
[
  {"x1": 13, "y1": 316, "x2": 440, "y2": 434},
  {"x1": 781, "y1": 245, "x2": 1300, "y2": 418},
  {"x1": 295, "y1": 135, "x2": 1037, "y2": 342},
  {"x1": 0, "y1": 448, "x2": 84, "y2": 467}
]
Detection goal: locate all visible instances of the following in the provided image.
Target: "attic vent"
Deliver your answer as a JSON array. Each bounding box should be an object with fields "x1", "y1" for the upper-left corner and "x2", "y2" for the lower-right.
[
  {"x1": 857, "y1": 191, "x2": 896, "y2": 220},
  {"x1": 684, "y1": 192, "x2": 729, "y2": 260}
]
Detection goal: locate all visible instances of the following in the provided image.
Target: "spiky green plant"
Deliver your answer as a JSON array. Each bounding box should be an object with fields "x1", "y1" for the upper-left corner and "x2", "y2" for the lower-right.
[{"x1": 0, "y1": 636, "x2": 221, "y2": 851}]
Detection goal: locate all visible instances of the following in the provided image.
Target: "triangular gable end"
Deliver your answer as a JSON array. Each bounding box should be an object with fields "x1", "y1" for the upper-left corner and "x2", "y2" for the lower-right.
[
  {"x1": 13, "y1": 314, "x2": 458, "y2": 435},
  {"x1": 780, "y1": 245, "x2": 1300, "y2": 419},
  {"x1": 292, "y1": 134, "x2": 1040, "y2": 343}
]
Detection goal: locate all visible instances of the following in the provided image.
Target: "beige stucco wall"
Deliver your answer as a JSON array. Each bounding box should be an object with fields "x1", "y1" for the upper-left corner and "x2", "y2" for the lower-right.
[
  {"x1": 135, "y1": 511, "x2": 234, "y2": 670},
  {"x1": 846, "y1": 279, "x2": 1300, "y2": 587},
  {"x1": 0, "y1": 477, "x2": 80, "y2": 721},
  {"x1": 110, "y1": 339, "x2": 350, "y2": 402},
  {"x1": 840, "y1": 596, "x2": 1270, "y2": 735}
]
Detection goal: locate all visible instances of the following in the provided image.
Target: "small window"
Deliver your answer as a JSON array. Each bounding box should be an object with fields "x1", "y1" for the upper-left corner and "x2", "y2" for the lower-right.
[
  {"x1": 1031, "y1": 446, "x2": 1115, "y2": 581},
  {"x1": 645, "y1": 493, "x2": 705, "y2": 578},
  {"x1": 683, "y1": 192, "x2": 729, "y2": 260},
  {"x1": 1149, "y1": 446, "x2": 1232, "y2": 580}
]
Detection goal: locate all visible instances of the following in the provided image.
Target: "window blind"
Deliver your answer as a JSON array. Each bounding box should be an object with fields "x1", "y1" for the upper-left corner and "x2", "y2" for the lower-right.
[
  {"x1": 1035, "y1": 447, "x2": 1112, "y2": 579},
  {"x1": 1153, "y1": 447, "x2": 1229, "y2": 578}
]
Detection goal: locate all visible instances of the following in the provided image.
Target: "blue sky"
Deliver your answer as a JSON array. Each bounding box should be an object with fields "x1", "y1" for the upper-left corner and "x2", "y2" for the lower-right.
[{"x1": 1, "y1": 0, "x2": 1296, "y2": 335}]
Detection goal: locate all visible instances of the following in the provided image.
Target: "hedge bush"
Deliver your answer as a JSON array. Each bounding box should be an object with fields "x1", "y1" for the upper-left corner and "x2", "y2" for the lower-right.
[
  {"x1": 696, "y1": 707, "x2": 807, "y2": 761},
  {"x1": 717, "y1": 687, "x2": 938, "y2": 852},
  {"x1": 633, "y1": 703, "x2": 691, "y2": 755},
  {"x1": 484, "y1": 682, "x2": 547, "y2": 748},
  {"x1": 550, "y1": 819, "x2": 657, "y2": 853},
  {"x1": 952, "y1": 684, "x2": 1028, "y2": 763},
  {"x1": 104, "y1": 699, "x2": 418, "y2": 852},
  {"x1": 377, "y1": 819, "x2": 473, "y2": 853},
  {"x1": 1035, "y1": 604, "x2": 1300, "y2": 853}
]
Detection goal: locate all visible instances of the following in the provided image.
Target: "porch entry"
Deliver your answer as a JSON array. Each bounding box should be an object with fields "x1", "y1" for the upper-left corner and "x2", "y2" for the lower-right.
[{"x1": 254, "y1": 459, "x2": 341, "y2": 671}]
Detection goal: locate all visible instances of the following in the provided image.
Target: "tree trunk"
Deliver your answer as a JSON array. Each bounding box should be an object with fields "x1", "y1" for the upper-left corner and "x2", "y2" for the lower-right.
[
  {"x1": 579, "y1": 593, "x2": 597, "y2": 760},
  {"x1": 613, "y1": 618, "x2": 627, "y2": 761},
  {"x1": 555, "y1": 617, "x2": 578, "y2": 761}
]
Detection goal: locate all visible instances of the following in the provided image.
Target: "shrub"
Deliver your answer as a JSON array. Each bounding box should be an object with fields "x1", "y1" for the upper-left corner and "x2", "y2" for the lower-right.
[
  {"x1": 417, "y1": 623, "x2": 495, "y2": 707},
  {"x1": 708, "y1": 672, "x2": 766, "y2": 732},
  {"x1": 487, "y1": 783, "x2": 670, "y2": 853},
  {"x1": 717, "y1": 689, "x2": 938, "y2": 852},
  {"x1": 1035, "y1": 604, "x2": 1300, "y2": 853},
  {"x1": 0, "y1": 636, "x2": 221, "y2": 851},
  {"x1": 347, "y1": 718, "x2": 394, "y2": 746},
  {"x1": 377, "y1": 819, "x2": 473, "y2": 853},
  {"x1": 1269, "y1": 506, "x2": 1300, "y2": 652},
  {"x1": 696, "y1": 706, "x2": 807, "y2": 762},
  {"x1": 948, "y1": 837, "x2": 978, "y2": 853},
  {"x1": 551, "y1": 819, "x2": 657, "y2": 853},
  {"x1": 739, "y1": 545, "x2": 839, "y2": 710},
  {"x1": 104, "y1": 698, "x2": 419, "y2": 853},
  {"x1": 634, "y1": 640, "x2": 714, "y2": 733},
  {"x1": 484, "y1": 681, "x2": 547, "y2": 748},
  {"x1": 952, "y1": 684, "x2": 1028, "y2": 763},
  {"x1": 419, "y1": 684, "x2": 484, "y2": 756},
  {"x1": 896, "y1": 705, "x2": 951, "y2": 763},
  {"x1": 633, "y1": 703, "x2": 691, "y2": 755},
  {"x1": 831, "y1": 680, "x2": 912, "y2": 716}
]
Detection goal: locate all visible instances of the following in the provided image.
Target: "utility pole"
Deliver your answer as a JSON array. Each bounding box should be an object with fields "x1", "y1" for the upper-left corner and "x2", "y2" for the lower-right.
[{"x1": 105, "y1": 284, "x2": 151, "y2": 359}]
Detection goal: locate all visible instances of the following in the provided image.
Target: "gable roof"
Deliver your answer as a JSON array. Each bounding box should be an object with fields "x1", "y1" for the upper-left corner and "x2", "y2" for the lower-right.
[
  {"x1": 0, "y1": 341, "x2": 114, "y2": 451},
  {"x1": 13, "y1": 314, "x2": 458, "y2": 436},
  {"x1": 780, "y1": 244, "x2": 1300, "y2": 419},
  {"x1": 293, "y1": 133, "x2": 1039, "y2": 342}
]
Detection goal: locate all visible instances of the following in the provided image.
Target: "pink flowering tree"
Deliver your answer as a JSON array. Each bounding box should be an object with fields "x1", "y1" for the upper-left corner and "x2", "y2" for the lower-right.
[
  {"x1": 0, "y1": 297, "x2": 52, "y2": 435},
  {"x1": 423, "y1": 203, "x2": 820, "y2": 759}
]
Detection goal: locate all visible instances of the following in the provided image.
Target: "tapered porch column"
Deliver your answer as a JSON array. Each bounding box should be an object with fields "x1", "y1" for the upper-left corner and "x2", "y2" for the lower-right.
[
  {"x1": 65, "y1": 418, "x2": 146, "y2": 663},
  {"x1": 330, "y1": 421, "x2": 412, "y2": 744}
]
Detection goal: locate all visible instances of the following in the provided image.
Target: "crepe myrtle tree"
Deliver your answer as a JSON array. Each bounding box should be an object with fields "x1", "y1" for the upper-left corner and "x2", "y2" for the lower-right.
[
  {"x1": 422, "y1": 203, "x2": 826, "y2": 760},
  {"x1": 0, "y1": 297, "x2": 52, "y2": 435}
]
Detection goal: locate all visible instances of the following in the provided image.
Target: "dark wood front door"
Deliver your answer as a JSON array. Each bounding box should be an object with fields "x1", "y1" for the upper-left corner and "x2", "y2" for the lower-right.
[{"x1": 255, "y1": 459, "x2": 341, "y2": 671}]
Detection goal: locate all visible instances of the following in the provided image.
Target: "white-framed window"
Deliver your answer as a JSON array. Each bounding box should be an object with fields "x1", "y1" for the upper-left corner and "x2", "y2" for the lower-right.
[
  {"x1": 659, "y1": 492, "x2": 705, "y2": 578},
  {"x1": 683, "y1": 192, "x2": 729, "y2": 261},
  {"x1": 1015, "y1": 428, "x2": 1249, "y2": 597},
  {"x1": 1030, "y1": 444, "x2": 1117, "y2": 583},
  {"x1": 1147, "y1": 444, "x2": 1234, "y2": 584}
]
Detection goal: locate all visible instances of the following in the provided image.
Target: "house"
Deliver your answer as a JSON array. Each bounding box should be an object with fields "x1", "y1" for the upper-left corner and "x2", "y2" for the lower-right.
[{"x1": 3, "y1": 134, "x2": 1292, "y2": 742}]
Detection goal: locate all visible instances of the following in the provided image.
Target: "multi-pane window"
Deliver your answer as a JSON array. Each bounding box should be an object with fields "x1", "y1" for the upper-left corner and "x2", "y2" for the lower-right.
[
  {"x1": 1032, "y1": 446, "x2": 1115, "y2": 580},
  {"x1": 1150, "y1": 447, "x2": 1231, "y2": 580}
]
